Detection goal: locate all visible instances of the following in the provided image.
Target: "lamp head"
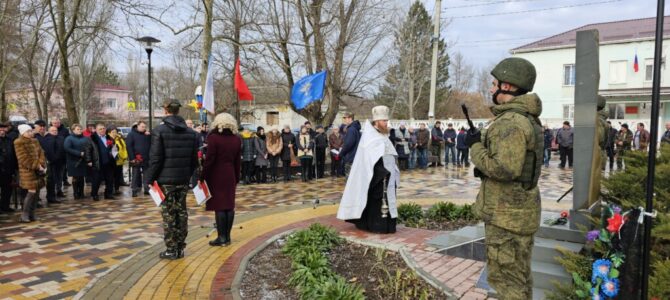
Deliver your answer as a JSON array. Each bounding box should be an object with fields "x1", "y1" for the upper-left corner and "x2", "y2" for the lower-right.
[{"x1": 136, "y1": 36, "x2": 161, "y2": 50}]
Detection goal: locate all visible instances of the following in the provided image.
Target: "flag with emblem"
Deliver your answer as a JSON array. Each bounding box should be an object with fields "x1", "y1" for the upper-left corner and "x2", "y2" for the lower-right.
[{"x1": 291, "y1": 71, "x2": 327, "y2": 110}]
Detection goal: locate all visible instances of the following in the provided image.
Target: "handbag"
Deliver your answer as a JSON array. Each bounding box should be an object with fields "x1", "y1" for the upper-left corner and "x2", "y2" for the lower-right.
[{"x1": 289, "y1": 147, "x2": 299, "y2": 167}]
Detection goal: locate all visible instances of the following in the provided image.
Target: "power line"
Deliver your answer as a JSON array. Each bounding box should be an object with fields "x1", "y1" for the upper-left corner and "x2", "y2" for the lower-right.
[
  {"x1": 446, "y1": 0, "x2": 622, "y2": 19},
  {"x1": 457, "y1": 36, "x2": 548, "y2": 45},
  {"x1": 443, "y1": 0, "x2": 557, "y2": 10}
]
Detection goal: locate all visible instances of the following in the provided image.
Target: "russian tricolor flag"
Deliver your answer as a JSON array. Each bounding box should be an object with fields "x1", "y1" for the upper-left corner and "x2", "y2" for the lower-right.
[{"x1": 634, "y1": 53, "x2": 639, "y2": 73}]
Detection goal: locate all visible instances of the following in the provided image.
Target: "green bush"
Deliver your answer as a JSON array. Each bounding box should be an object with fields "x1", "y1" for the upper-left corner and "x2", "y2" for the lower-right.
[
  {"x1": 398, "y1": 203, "x2": 423, "y2": 223},
  {"x1": 650, "y1": 259, "x2": 670, "y2": 300},
  {"x1": 454, "y1": 204, "x2": 477, "y2": 221},
  {"x1": 426, "y1": 201, "x2": 457, "y2": 221},
  {"x1": 282, "y1": 223, "x2": 363, "y2": 300}
]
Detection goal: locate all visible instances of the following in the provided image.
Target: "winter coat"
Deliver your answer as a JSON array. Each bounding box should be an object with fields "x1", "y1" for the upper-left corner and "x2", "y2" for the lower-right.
[
  {"x1": 64, "y1": 134, "x2": 93, "y2": 177},
  {"x1": 113, "y1": 135, "x2": 128, "y2": 166},
  {"x1": 90, "y1": 133, "x2": 114, "y2": 167},
  {"x1": 328, "y1": 132, "x2": 343, "y2": 150},
  {"x1": 266, "y1": 131, "x2": 283, "y2": 157},
  {"x1": 616, "y1": 130, "x2": 633, "y2": 151},
  {"x1": 340, "y1": 120, "x2": 361, "y2": 163},
  {"x1": 280, "y1": 131, "x2": 296, "y2": 161},
  {"x1": 254, "y1": 135, "x2": 269, "y2": 167},
  {"x1": 126, "y1": 127, "x2": 151, "y2": 167},
  {"x1": 145, "y1": 115, "x2": 199, "y2": 186},
  {"x1": 416, "y1": 128, "x2": 430, "y2": 149},
  {"x1": 391, "y1": 128, "x2": 410, "y2": 158},
  {"x1": 0, "y1": 135, "x2": 17, "y2": 176},
  {"x1": 636, "y1": 129, "x2": 650, "y2": 150},
  {"x1": 456, "y1": 130, "x2": 468, "y2": 150},
  {"x1": 55, "y1": 124, "x2": 70, "y2": 139},
  {"x1": 202, "y1": 131, "x2": 241, "y2": 211},
  {"x1": 556, "y1": 127, "x2": 573, "y2": 148},
  {"x1": 14, "y1": 136, "x2": 46, "y2": 190},
  {"x1": 470, "y1": 93, "x2": 543, "y2": 235},
  {"x1": 443, "y1": 128, "x2": 457, "y2": 147},
  {"x1": 543, "y1": 129, "x2": 553, "y2": 150},
  {"x1": 36, "y1": 134, "x2": 62, "y2": 164},
  {"x1": 314, "y1": 132, "x2": 328, "y2": 149},
  {"x1": 431, "y1": 127, "x2": 444, "y2": 143},
  {"x1": 662, "y1": 129, "x2": 670, "y2": 145},
  {"x1": 297, "y1": 133, "x2": 314, "y2": 157},
  {"x1": 240, "y1": 132, "x2": 256, "y2": 162}
]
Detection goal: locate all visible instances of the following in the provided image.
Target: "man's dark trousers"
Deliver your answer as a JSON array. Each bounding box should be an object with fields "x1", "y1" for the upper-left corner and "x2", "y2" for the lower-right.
[
  {"x1": 92, "y1": 163, "x2": 114, "y2": 198},
  {"x1": 559, "y1": 145, "x2": 573, "y2": 167},
  {"x1": 0, "y1": 176, "x2": 13, "y2": 211}
]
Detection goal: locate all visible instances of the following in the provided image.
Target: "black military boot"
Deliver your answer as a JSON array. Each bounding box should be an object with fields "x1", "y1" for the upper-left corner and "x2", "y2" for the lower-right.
[
  {"x1": 159, "y1": 249, "x2": 179, "y2": 260},
  {"x1": 209, "y1": 211, "x2": 227, "y2": 246}
]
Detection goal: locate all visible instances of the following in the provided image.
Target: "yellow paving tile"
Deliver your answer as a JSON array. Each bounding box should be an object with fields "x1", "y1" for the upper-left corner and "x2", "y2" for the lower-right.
[{"x1": 125, "y1": 205, "x2": 339, "y2": 299}]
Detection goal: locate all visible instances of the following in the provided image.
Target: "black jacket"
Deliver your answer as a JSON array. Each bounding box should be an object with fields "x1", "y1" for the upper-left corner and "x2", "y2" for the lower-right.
[
  {"x1": 0, "y1": 135, "x2": 17, "y2": 175},
  {"x1": 126, "y1": 127, "x2": 152, "y2": 167},
  {"x1": 145, "y1": 115, "x2": 198, "y2": 185},
  {"x1": 36, "y1": 134, "x2": 62, "y2": 164},
  {"x1": 280, "y1": 131, "x2": 297, "y2": 161},
  {"x1": 55, "y1": 124, "x2": 70, "y2": 139},
  {"x1": 340, "y1": 120, "x2": 361, "y2": 163},
  {"x1": 314, "y1": 132, "x2": 328, "y2": 149},
  {"x1": 90, "y1": 134, "x2": 114, "y2": 166}
]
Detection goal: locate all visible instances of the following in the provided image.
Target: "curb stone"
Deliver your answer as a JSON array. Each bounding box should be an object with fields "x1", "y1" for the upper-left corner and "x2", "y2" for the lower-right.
[{"x1": 399, "y1": 247, "x2": 458, "y2": 300}]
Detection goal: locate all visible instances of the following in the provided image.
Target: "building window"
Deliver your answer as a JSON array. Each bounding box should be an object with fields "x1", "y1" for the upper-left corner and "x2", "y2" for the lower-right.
[
  {"x1": 563, "y1": 64, "x2": 575, "y2": 86},
  {"x1": 266, "y1": 111, "x2": 279, "y2": 126},
  {"x1": 608, "y1": 60, "x2": 627, "y2": 84},
  {"x1": 645, "y1": 59, "x2": 654, "y2": 81},
  {"x1": 608, "y1": 103, "x2": 625, "y2": 119},
  {"x1": 105, "y1": 98, "x2": 117, "y2": 109},
  {"x1": 562, "y1": 104, "x2": 574, "y2": 119}
]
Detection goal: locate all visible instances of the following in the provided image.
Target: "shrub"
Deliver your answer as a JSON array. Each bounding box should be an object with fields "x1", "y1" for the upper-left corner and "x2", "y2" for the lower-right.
[
  {"x1": 283, "y1": 223, "x2": 342, "y2": 258},
  {"x1": 314, "y1": 277, "x2": 365, "y2": 300},
  {"x1": 456, "y1": 204, "x2": 477, "y2": 221},
  {"x1": 426, "y1": 201, "x2": 456, "y2": 221},
  {"x1": 398, "y1": 202, "x2": 423, "y2": 223}
]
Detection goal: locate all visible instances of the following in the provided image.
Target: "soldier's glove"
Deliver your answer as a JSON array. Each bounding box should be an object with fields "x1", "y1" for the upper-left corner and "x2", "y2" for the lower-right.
[
  {"x1": 464, "y1": 129, "x2": 481, "y2": 147},
  {"x1": 474, "y1": 168, "x2": 485, "y2": 178}
]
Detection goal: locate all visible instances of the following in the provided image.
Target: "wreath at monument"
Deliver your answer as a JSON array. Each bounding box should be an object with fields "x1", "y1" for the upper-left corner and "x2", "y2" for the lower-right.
[{"x1": 548, "y1": 145, "x2": 670, "y2": 300}]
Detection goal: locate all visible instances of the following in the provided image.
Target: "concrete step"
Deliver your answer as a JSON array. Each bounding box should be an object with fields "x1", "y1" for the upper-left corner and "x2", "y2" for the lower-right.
[
  {"x1": 532, "y1": 237, "x2": 583, "y2": 264},
  {"x1": 532, "y1": 261, "x2": 571, "y2": 290},
  {"x1": 425, "y1": 224, "x2": 485, "y2": 251}
]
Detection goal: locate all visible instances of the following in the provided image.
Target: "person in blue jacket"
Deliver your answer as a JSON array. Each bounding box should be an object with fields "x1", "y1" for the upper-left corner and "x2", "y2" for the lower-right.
[{"x1": 338, "y1": 112, "x2": 361, "y2": 177}]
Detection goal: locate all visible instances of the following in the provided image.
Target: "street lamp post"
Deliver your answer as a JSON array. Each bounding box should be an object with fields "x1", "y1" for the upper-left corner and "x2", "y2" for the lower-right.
[{"x1": 136, "y1": 36, "x2": 161, "y2": 129}]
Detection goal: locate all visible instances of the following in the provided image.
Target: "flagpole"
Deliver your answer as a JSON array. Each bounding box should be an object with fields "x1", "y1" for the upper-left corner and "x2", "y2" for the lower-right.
[{"x1": 641, "y1": 0, "x2": 664, "y2": 298}]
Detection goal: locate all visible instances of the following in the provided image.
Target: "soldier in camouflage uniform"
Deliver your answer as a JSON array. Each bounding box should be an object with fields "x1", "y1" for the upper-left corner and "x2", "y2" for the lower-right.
[
  {"x1": 146, "y1": 99, "x2": 199, "y2": 260},
  {"x1": 464, "y1": 57, "x2": 544, "y2": 300},
  {"x1": 615, "y1": 123, "x2": 633, "y2": 170}
]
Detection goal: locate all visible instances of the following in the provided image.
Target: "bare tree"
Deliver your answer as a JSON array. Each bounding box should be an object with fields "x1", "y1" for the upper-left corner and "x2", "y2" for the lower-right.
[{"x1": 257, "y1": 0, "x2": 393, "y2": 125}]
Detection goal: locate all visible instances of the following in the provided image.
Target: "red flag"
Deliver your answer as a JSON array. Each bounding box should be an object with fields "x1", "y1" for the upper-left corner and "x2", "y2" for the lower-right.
[{"x1": 234, "y1": 59, "x2": 254, "y2": 101}]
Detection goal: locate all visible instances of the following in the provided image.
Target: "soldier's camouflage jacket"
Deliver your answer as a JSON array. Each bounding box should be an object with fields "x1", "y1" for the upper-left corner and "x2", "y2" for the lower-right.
[{"x1": 471, "y1": 94, "x2": 544, "y2": 235}]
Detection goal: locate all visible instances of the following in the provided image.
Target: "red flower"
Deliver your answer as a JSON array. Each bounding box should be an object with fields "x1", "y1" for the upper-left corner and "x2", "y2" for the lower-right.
[
  {"x1": 135, "y1": 154, "x2": 143, "y2": 162},
  {"x1": 607, "y1": 213, "x2": 624, "y2": 233},
  {"x1": 197, "y1": 151, "x2": 203, "y2": 159},
  {"x1": 106, "y1": 139, "x2": 113, "y2": 147},
  {"x1": 560, "y1": 211, "x2": 569, "y2": 218}
]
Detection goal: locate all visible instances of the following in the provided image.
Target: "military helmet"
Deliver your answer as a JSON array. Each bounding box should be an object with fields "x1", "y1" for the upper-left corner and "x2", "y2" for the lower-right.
[
  {"x1": 491, "y1": 57, "x2": 537, "y2": 92},
  {"x1": 597, "y1": 95, "x2": 607, "y2": 110}
]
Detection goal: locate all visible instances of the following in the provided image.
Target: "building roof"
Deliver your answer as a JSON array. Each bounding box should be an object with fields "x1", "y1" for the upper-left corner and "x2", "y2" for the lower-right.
[{"x1": 512, "y1": 16, "x2": 670, "y2": 53}]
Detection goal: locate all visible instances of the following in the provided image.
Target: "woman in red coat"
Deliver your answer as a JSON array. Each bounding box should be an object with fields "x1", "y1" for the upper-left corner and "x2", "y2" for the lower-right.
[{"x1": 201, "y1": 113, "x2": 241, "y2": 246}]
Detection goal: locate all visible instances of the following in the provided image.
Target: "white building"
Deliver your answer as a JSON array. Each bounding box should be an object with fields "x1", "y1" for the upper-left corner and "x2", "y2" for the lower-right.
[{"x1": 511, "y1": 17, "x2": 670, "y2": 129}]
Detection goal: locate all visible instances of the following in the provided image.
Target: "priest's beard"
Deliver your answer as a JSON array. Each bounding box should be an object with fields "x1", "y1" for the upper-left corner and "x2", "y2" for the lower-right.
[{"x1": 373, "y1": 122, "x2": 389, "y2": 135}]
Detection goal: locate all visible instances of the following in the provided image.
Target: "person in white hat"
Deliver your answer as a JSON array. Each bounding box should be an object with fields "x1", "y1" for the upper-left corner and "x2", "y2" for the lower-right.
[
  {"x1": 337, "y1": 105, "x2": 399, "y2": 234},
  {"x1": 14, "y1": 124, "x2": 46, "y2": 222}
]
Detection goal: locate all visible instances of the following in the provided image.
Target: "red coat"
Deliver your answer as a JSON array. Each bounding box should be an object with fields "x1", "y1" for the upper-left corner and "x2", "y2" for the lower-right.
[{"x1": 202, "y1": 132, "x2": 241, "y2": 211}]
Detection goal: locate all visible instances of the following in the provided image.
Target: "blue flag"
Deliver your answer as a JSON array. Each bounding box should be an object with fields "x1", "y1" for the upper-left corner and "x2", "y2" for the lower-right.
[{"x1": 291, "y1": 71, "x2": 327, "y2": 110}]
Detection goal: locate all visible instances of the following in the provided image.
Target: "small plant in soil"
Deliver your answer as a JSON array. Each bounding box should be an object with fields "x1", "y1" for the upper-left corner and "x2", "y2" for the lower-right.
[{"x1": 398, "y1": 201, "x2": 479, "y2": 231}]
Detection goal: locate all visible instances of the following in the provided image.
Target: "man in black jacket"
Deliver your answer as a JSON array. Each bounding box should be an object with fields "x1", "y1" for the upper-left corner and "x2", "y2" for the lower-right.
[
  {"x1": 0, "y1": 122, "x2": 17, "y2": 213},
  {"x1": 314, "y1": 125, "x2": 328, "y2": 178},
  {"x1": 51, "y1": 118, "x2": 70, "y2": 188},
  {"x1": 35, "y1": 120, "x2": 62, "y2": 204},
  {"x1": 339, "y1": 112, "x2": 361, "y2": 176},
  {"x1": 605, "y1": 121, "x2": 618, "y2": 170},
  {"x1": 126, "y1": 121, "x2": 151, "y2": 197},
  {"x1": 146, "y1": 100, "x2": 198, "y2": 260},
  {"x1": 90, "y1": 124, "x2": 115, "y2": 201}
]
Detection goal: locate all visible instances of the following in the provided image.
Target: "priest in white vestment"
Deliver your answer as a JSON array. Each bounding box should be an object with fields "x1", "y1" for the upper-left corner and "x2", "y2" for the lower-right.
[{"x1": 337, "y1": 105, "x2": 400, "y2": 234}]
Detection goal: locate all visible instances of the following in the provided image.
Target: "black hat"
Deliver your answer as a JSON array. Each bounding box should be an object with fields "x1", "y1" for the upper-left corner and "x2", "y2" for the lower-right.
[
  {"x1": 34, "y1": 120, "x2": 47, "y2": 127},
  {"x1": 163, "y1": 99, "x2": 182, "y2": 108}
]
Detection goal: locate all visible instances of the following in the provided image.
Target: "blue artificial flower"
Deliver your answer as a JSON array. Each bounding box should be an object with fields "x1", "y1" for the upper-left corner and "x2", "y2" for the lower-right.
[
  {"x1": 611, "y1": 205, "x2": 622, "y2": 214},
  {"x1": 601, "y1": 278, "x2": 620, "y2": 297},
  {"x1": 592, "y1": 259, "x2": 612, "y2": 283}
]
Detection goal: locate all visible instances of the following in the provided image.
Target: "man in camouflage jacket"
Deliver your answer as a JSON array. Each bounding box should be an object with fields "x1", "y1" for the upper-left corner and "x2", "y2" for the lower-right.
[{"x1": 465, "y1": 57, "x2": 544, "y2": 300}]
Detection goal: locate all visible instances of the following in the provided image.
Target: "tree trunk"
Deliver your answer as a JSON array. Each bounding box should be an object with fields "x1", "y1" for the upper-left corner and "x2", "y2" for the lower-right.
[
  {"x1": 54, "y1": 0, "x2": 80, "y2": 124},
  {"x1": 200, "y1": 0, "x2": 213, "y2": 118},
  {"x1": 408, "y1": 77, "x2": 414, "y2": 120}
]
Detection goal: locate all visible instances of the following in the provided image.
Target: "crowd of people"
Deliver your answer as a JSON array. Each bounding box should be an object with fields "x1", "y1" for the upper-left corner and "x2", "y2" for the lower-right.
[{"x1": 542, "y1": 120, "x2": 666, "y2": 171}]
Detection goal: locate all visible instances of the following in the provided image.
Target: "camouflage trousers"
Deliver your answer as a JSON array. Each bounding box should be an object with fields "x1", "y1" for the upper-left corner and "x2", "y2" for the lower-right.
[
  {"x1": 161, "y1": 185, "x2": 189, "y2": 251},
  {"x1": 485, "y1": 224, "x2": 534, "y2": 300}
]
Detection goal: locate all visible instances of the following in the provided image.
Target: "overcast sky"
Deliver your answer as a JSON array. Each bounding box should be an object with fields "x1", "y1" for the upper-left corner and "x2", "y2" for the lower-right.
[
  {"x1": 427, "y1": 0, "x2": 668, "y2": 69},
  {"x1": 118, "y1": 0, "x2": 668, "y2": 77}
]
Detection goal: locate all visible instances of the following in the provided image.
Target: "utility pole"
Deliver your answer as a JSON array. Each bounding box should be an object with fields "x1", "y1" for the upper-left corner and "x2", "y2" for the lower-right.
[{"x1": 428, "y1": 0, "x2": 441, "y2": 123}]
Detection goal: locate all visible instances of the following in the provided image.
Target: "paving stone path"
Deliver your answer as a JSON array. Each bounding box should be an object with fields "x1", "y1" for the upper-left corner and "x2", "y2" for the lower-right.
[{"x1": 0, "y1": 161, "x2": 573, "y2": 299}]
